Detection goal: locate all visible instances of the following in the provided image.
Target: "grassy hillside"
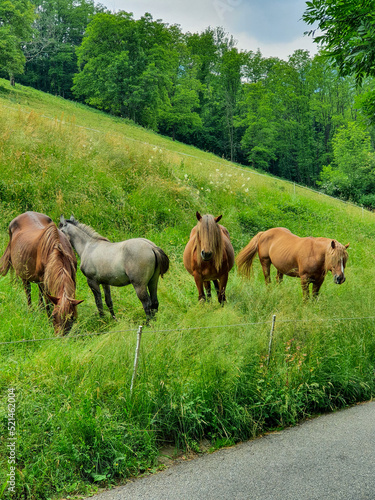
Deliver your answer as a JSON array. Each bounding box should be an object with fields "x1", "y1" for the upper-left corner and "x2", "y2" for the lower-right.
[{"x1": 0, "y1": 79, "x2": 375, "y2": 499}]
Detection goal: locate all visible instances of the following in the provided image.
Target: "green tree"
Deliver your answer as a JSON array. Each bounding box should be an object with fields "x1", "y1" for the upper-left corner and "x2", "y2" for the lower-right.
[
  {"x1": 218, "y1": 47, "x2": 246, "y2": 161},
  {"x1": 239, "y1": 50, "x2": 318, "y2": 183},
  {"x1": 0, "y1": 0, "x2": 35, "y2": 84},
  {"x1": 158, "y1": 60, "x2": 202, "y2": 141},
  {"x1": 303, "y1": 1, "x2": 375, "y2": 126},
  {"x1": 19, "y1": 0, "x2": 102, "y2": 98},
  {"x1": 73, "y1": 12, "x2": 182, "y2": 129},
  {"x1": 318, "y1": 121, "x2": 375, "y2": 204},
  {"x1": 239, "y1": 80, "x2": 278, "y2": 171},
  {"x1": 185, "y1": 28, "x2": 222, "y2": 153},
  {"x1": 303, "y1": 0, "x2": 375, "y2": 85},
  {"x1": 185, "y1": 28, "x2": 244, "y2": 160}
]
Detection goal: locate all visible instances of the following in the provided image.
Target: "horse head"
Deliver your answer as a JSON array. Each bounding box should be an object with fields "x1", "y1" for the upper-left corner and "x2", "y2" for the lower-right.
[
  {"x1": 48, "y1": 294, "x2": 84, "y2": 335},
  {"x1": 196, "y1": 212, "x2": 223, "y2": 268},
  {"x1": 328, "y1": 240, "x2": 349, "y2": 285},
  {"x1": 59, "y1": 215, "x2": 76, "y2": 239}
]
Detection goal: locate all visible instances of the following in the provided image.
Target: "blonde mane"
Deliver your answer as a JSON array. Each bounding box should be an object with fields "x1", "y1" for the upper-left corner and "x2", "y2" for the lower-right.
[{"x1": 194, "y1": 215, "x2": 224, "y2": 272}]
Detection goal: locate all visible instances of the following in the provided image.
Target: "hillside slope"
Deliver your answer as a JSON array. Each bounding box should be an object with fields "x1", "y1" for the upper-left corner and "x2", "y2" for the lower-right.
[{"x1": 0, "y1": 79, "x2": 375, "y2": 499}]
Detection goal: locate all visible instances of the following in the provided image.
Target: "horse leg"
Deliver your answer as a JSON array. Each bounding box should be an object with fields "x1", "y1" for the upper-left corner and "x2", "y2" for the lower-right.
[
  {"x1": 38, "y1": 284, "x2": 45, "y2": 309},
  {"x1": 102, "y1": 284, "x2": 116, "y2": 319},
  {"x1": 312, "y1": 278, "x2": 324, "y2": 299},
  {"x1": 22, "y1": 280, "x2": 32, "y2": 308},
  {"x1": 193, "y1": 273, "x2": 206, "y2": 302},
  {"x1": 300, "y1": 276, "x2": 311, "y2": 301},
  {"x1": 204, "y1": 281, "x2": 212, "y2": 301},
  {"x1": 213, "y1": 280, "x2": 220, "y2": 299},
  {"x1": 218, "y1": 274, "x2": 229, "y2": 305},
  {"x1": 38, "y1": 283, "x2": 52, "y2": 316},
  {"x1": 276, "y1": 271, "x2": 284, "y2": 284},
  {"x1": 260, "y1": 258, "x2": 272, "y2": 284},
  {"x1": 147, "y1": 272, "x2": 160, "y2": 315},
  {"x1": 87, "y1": 278, "x2": 105, "y2": 317},
  {"x1": 132, "y1": 282, "x2": 153, "y2": 320}
]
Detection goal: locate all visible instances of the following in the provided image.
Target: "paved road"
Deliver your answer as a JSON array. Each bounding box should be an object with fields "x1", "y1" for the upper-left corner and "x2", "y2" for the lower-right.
[{"x1": 88, "y1": 401, "x2": 375, "y2": 500}]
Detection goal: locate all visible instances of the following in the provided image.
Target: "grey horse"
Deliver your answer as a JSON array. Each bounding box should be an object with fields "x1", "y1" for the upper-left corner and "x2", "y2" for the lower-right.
[{"x1": 59, "y1": 216, "x2": 169, "y2": 320}]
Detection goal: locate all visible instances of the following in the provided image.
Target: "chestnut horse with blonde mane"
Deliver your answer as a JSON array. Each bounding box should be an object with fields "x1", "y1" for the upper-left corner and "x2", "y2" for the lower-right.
[
  {"x1": 183, "y1": 212, "x2": 235, "y2": 304},
  {"x1": 236, "y1": 227, "x2": 349, "y2": 300},
  {"x1": 0, "y1": 212, "x2": 83, "y2": 334}
]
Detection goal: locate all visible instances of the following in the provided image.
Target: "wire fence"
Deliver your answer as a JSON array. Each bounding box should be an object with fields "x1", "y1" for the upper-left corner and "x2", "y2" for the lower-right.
[
  {"x1": 2, "y1": 313, "x2": 375, "y2": 393},
  {"x1": 1, "y1": 314, "x2": 375, "y2": 346}
]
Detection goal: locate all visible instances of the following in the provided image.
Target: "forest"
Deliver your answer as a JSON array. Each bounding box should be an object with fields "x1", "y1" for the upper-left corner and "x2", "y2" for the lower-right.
[{"x1": 2, "y1": 0, "x2": 375, "y2": 207}]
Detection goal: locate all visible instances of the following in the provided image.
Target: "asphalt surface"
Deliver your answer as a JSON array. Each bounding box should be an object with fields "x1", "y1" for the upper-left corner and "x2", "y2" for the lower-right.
[{"x1": 87, "y1": 401, "x2": 375, "y2": 500}]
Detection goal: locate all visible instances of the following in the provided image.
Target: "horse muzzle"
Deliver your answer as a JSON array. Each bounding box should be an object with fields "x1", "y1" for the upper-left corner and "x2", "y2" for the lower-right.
[
  {"x1": 201, "y1": 250, "x2": 213, "y2": 261},
  {"x1": 333, "y1": 274, "x2": 345, "y2": 285}
]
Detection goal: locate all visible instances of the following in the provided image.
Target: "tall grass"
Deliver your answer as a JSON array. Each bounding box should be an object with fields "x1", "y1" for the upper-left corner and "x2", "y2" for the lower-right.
[{"x1": 0, "y1": 79, "x2": 375, "y2": 499}]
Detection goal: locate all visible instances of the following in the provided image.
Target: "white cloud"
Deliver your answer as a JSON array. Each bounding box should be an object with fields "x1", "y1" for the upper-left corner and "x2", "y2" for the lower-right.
[{"x1": 235, "y1": 32, "x2": 317, "y2": 60}]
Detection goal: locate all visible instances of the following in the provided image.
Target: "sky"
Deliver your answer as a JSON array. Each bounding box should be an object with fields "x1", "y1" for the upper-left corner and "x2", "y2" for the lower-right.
[{"x1": 98, "y1": 0, "x2": 318, "y2": 61}]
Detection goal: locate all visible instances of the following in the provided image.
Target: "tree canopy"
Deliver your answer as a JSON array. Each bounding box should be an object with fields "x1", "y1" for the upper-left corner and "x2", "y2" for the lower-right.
[
  {"x1": 18, "y1": 0, "x2": 103, "y2": 98},
  {"x1": 303, "y1": 0, "x2": 375, "y2": 85},
  {"x1": 0, "y1": 0, "x2": 35, "y2": 82}
]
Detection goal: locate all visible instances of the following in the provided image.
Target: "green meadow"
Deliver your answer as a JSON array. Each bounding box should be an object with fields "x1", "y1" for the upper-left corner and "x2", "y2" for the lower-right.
[{"x1": 0, "y1": 79, "x2": 374, "y2": 499}]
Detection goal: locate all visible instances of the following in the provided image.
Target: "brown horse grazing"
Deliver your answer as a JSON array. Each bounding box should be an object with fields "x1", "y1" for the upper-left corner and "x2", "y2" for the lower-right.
[
  {"x1": 236, "y1": 227, "x2": 349, "y2": 300},
  {"x1": 183, "y1": 212, "x2": 235, "y2": 304},
  {"x1": 0, "y1": 212, "x2": 83, "y2": 334}
]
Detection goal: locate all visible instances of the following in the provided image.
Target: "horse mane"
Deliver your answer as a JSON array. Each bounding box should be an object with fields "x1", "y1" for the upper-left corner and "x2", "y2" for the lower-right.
[
  {"x1": 70, "y1": 220, "x2": 110, "y2": 242},
  {"x1": 41, "y1": 224, "x2": 78, "y2": 317},
  {"x1": 194, "y1": 214, "x2": 224, "y2": 272},
  {"x1": 324, "y1": 240, "x2": 348, "y2": 272}
]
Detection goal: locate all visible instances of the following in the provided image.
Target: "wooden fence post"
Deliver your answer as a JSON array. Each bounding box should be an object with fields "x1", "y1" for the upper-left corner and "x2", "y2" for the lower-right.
[
  {"x1": 266, "y1": 314, "x2": 276, "y2": 367},
  {"x1": 130, "y1": 325, "x2": 143, "y2": 395}
]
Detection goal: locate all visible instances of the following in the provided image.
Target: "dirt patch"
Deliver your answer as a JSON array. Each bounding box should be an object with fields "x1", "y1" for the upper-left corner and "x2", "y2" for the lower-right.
[{"x1": 157, "y1": 439, "x2": 212, "y2": 467}]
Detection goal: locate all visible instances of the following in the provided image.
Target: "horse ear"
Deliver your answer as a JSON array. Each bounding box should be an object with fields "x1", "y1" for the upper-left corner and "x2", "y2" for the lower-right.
[
  {"x1": 345, "y1": 243, "x2": 350, "y2": 249},
  {"x1": 47, "y1": 294, "x2": 60, "y2": 305},
  {"x1": 70, "y1": 215, "x2": 77, "y2": 223},
  {"x1": 68, "y1": 298, "x2": 84, "y2": 306},
  {"x1": 196, "y1": 212, "x2": 202, "y2": 221},
  {"x1": 215, "y1": 215, "x2": 222, "y2": 223},
  {"x1": 60, "y1": 215, "x2": 66, "y2": 226}
]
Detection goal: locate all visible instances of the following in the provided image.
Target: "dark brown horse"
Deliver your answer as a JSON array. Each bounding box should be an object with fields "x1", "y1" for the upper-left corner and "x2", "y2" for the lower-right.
[
  {"x1": 0, "y1": 212, "x2": 83, "y2": 334},
  {"x1": 183, "y1": 212, "x2": 235, "y2": 304},
  {"x1": 236, "y1": 227, "x2": 349, "y2": 300}
]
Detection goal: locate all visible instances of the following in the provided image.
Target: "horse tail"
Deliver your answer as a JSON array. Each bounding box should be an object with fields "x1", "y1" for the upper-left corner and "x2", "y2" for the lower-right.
[
  {"x1": 0, "y1": 238, "x2": 12, "y2": 276},
  {"x1": 236, "y1": 232, "x2": 264, "y2": 278},
  {"x1": 153, "y1": 247, "x2": 170, "y2": 278}
]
